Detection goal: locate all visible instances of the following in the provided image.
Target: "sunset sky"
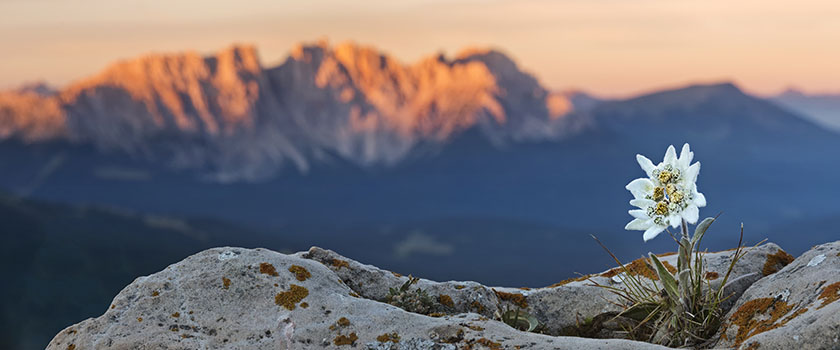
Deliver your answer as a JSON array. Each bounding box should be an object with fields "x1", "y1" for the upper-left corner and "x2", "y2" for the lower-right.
[{"x1": 1, "y1": 0, "x2": 838, "y2": 97}]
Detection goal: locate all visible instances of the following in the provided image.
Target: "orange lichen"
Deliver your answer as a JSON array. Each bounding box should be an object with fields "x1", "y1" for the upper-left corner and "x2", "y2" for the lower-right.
[
  {"x1": 110, "y1": 305, "x2": 115, "y2": 309},
  {"x1": 762, "y1": 250, "x2": 795, "y2": 276},
  {"x1": 288, "y1": 265, "x2": 311, "y2": 281},
  {"x1": 601, "y1": 258, "x2": 676, "y2": 280},
  {"x1": 67, "y1": 345, "x2": 75, "y2": 350},
  {"x1": 333, "y1": 333, "x2": 358, "y2": 346},
  {"x1": 392, "y1": 272, "x2": 402, "y2": 277},
  {"x1": 727, "y1": 298, "x2": 794, "y2": 346},
  {"x1": 137, "y1": 317, "x2": 143, "y2": 322},
  {"x1": 454, "y1": 285, "x2": 466, "y2": 290},
  {"x1": 275, "y1": 284, "x2": 309, "y2": 310},
  {"x1": 349, "y1": 292, "x2": 360, "y2": 298},
  {"x1": 172, "y1": 312, "x2": 180, "y2": 318},
  {"x1": 439, "y1": 294, "x2": 455, "y2": 308},
  {"x1": 548, "y1": 274, "x2": 590, "y2": 288},
  {"x1": 300, "y1": 302, "x2": 309, "y2": 309},
  {"x1": 429, "y1": 312, "x2": 446, "y2": 317},
  {"x1": 260, "y1": 263, "x2": 279, "y2": 276},
  {"x1": 222, "y1": 277, "x2": 231, "y2": 289},
  {"x1": 377, "y1": 332, "x2": 401, "y2": 343},
  {"x1": 494, "y1": 290, "x2": 528, "y2": 308},
  {"x1": 151, "y1": 291, "x2": 160, "y2": 297},
  {"x1": 337, "y1": 317, "x2": 351, "y2": 327},
  {"x1": 705, "y1": 271, "x2": 720, "y2": 280},
  {"x1": 744, "y1": 342, "x2": 760, "y2": 350},
  {"x1": 817, "y1": 281, "x2": 840, "y2": 309},
  {"x1": 331, "y1": 259, "x2": 350, "y2": 269}
]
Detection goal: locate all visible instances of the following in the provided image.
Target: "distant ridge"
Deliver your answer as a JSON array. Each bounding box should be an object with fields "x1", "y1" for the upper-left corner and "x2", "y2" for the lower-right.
[{"x1": 0, "y1": 42, "x2": 581, "y2": 180}]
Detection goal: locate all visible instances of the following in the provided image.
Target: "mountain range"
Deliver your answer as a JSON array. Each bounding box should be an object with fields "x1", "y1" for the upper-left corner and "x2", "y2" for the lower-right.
[{"x1": 770, "y1": 88, "x2": 840, "y2": 132}]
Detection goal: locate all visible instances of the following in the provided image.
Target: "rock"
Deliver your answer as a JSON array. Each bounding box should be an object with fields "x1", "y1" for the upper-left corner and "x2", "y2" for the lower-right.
[
  {"x1": 46, "y1": 247, "x2": 670, "y2": 350},
  {"x1": 301, "y1": 243, "x2": 786, "y2": 338},
  {"x1": 717, "y1": 240, "x2": 840, "y2": 349}
]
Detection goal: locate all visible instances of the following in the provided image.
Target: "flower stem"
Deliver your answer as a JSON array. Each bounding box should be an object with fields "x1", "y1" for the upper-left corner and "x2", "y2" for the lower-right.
[{"x1": 680, "y1": 218, "x2": 689, "y2": 240}]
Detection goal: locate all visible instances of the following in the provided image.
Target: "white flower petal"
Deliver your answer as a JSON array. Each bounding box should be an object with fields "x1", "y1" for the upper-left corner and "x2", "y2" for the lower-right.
[
  {"x1": 678, "y1": 143, "x2": 693, "y2": 169},
  {"x1": 626, "y1": 178, "x2": 654, "y2": 199},
  {"x1": 669, "y1": 215, "x2": 681, "y2": 228},
  {"x1": 643, "y1": 225, "x2": 665, "y2": 241},
  {"x1": 683, "y1": 162, "x2": 701, "y2": 185},
  {"x1": 682, "y1": 204, "x2": 699, "y2": 224},
  {"x1": 663, "y1": 145, "x2": 677, "y2": 166},
  {"x1": 693, "y1": 191, "x2": 706, "y2": 207},
  {"x1": 625, "y1": 218, "x2": 652, "y2": 231},
  {"x1": 629, "y1": 209, "x2": 648, "y2": 219},
  {"x1": 630, "y1": 198, "x2": 655, "y2": 209},
  {"x1": 636, "y1": 155, "x2": 657, "y2": 177}
]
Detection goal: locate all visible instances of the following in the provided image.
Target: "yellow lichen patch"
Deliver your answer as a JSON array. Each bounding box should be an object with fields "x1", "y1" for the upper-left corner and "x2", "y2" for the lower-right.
[
  {"x1": 474, "y1": 338, "x2": 502, "y2": 350},
  {"x1": 392, "y1": 272, "x2": 403, "y2": 277},
  {"x1": 548, "y1": 274, "x2": 590, "y2": 288},
  {"x1": 300, "y1": 302, "x2": 309, "y2": 309},
  {"x1": 137, "y1": 317, "x2": 143, "y2": 322},
  {"x1": 274, "y1": 284, "x2": 309, "y2": 310},
  {"x1": 727, "y1": 298, "x2": 794, "y2": 346},
  {"x1": 429, "y1": 312, "x2": 446, "y2": 317},
  {"x1": 337, "y1": 317, "x2": 351, "y2": 327},
  {"x1": 454, "y1": 285, "x2": 466, "y2": 290},
  {"x1": 288, "y1": 265, "x2": 311, "y2": 281},
  {"x1": 817, "y1": 281, "x2": 840, "y2": 309},
  {"x1": 601, "y1": 258, "x2": 676, "y2": 281},
  {"x1": 222, "y1": 277, "x2": 231, "y2": 289},
  {"x1": 172, "y1": 312, "x2": 180, "y2": 318},
  {"x1": 151, "y1": 291, "x2": 160, "y2": 297},
  {"x1": 466, "y1": 324, "x2": 485, "y2": 331},
  {"x1": 705, "y1": 271, "x2": 720, "y2": 280},
  {"x1": 762, "y1": 250, "x2": 795, "y2": 276},
  {"x1": 470, "y1": 301, "x2": 486, "y2": 313},
  {"x1": 110, "y1": 305, "x2": 115, "y2": 309},
  {"x1": 744, "y1": 342, "x2": 760, "y2": 350},
  {"x1": 376, "y1": 332, "x2": 401, "y2": 343},
  {"x1": 439, "y1": 294, "x2": 455, "y2": 308},
  {"x1": 349, "y1": 292, "x2": 360, "y2": 298},
  {"x1": 333, "y1": 333, "x2": 358, "y2": 346},
  {"x1": 782, "y1": 308, "x2": 808, "y2": 323},
  {"x1": 260, "y1": 263, "x2": 279, "y2": 276},
  {"x1": 67, "y1": 345, "x2": 75, "y2": 350},
  {"x1": 494, "y1": 290, "x2": 528, "y2": 308},
  {"x1": 331, "y1": 259, "x2": 350, "y2": 269}
]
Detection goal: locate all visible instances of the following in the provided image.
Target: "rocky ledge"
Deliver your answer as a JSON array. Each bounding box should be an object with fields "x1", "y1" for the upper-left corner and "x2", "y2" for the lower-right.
[{"x1": 46, "y1": 241, "x2": 839, "y2": 349}]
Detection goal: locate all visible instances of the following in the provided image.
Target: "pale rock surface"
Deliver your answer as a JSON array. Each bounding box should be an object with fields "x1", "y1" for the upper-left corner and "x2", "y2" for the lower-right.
[
  {"x1": 302, "y1": 243, "x2": 787, "y2": 337},
  {"x1": 717, "y1": 240, "x2": 840, "y2": 350},
  {"x1": 46, "y1": 247, "x2": 672, "y2": 350}
]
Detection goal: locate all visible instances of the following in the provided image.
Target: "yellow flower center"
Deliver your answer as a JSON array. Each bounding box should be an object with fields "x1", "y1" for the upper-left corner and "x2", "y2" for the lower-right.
[
  {"x1": 653, "y1": 187, "x2": 665, "y2": 201},
  {"x1": 655, "y1": 201, "x2": 669, "y2": 216},
  {"x1": 658, "y1": 170, "x2": 673, "y2": 184}
]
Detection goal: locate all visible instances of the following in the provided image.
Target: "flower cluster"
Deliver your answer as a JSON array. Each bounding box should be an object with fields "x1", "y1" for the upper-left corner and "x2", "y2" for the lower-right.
[{"x1": 625, "y1": 143, "x2": 706, "y2": 241}]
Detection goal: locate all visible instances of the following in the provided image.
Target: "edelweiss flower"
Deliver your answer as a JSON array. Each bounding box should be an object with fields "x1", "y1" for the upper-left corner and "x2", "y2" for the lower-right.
[{"x1": 625, "y1": 143, "x2": 706, "y2": 241}]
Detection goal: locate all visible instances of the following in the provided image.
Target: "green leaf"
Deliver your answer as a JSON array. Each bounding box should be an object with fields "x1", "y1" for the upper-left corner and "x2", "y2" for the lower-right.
[
  {"x1": 620, "y1": 302, "x2": 660, "y2": 321},
  {"x1": 649, "y1": 253, "x2": 680, "y2": 303},
  {"x1": 502, "y1": 309, "x2": 540, "y2": 332},
  {"x1": 692, "y1": 217, "x2": 715, "y2": 246}
]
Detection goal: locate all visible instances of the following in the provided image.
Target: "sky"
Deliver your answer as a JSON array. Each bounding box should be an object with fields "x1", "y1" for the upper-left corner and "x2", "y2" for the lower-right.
[{"x1": 1, "y1": 0, "x2": 838, "y2": 97}]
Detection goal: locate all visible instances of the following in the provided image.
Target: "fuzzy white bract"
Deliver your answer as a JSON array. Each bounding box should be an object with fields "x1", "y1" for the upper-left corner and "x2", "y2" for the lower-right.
[{"x1": 625, "y1": 143, "x2": 706, "y2": 241}]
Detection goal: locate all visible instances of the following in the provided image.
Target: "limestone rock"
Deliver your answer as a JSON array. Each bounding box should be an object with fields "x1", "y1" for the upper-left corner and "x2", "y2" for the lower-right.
[
  {"x1": 46, "y1": 247, "x2": 669, "y2": 350},
  {"x1": 717, "y1": 240, "x2": 840, "y2": 349},
  {"x1": 300, "y1": 243, "x2": 785, "y2": 337}
]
